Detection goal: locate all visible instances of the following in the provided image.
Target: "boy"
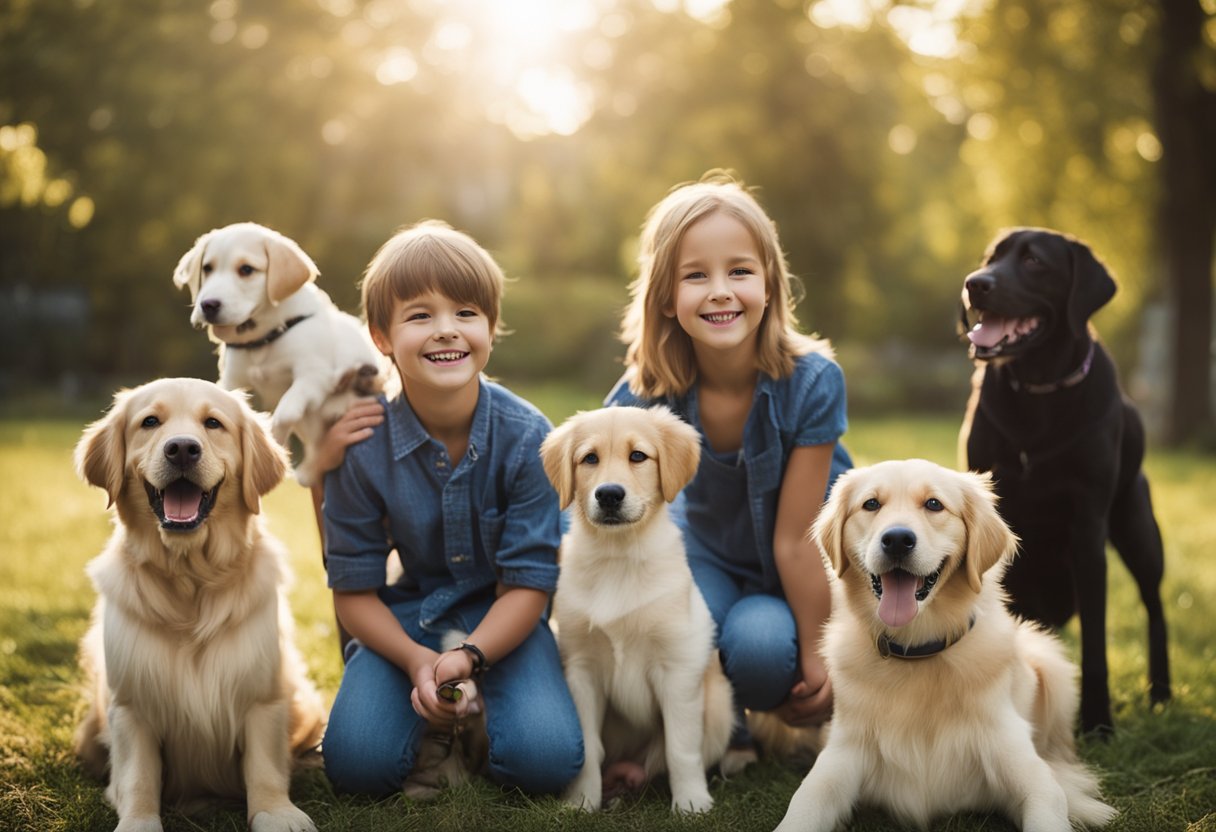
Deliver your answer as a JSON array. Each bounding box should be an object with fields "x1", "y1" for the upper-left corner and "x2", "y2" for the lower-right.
[{"x1": 321, "y1": 221, "x2": 583, "y2": 796}]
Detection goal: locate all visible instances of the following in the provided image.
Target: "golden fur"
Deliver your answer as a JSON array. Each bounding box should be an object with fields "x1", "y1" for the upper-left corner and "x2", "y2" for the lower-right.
[
  {"x1": 775, "y1": 459, "x2": 1116, "y2": 832},
  {"x1": 74, "y1": 378, "x2": 324, "y2": 832},
  {"x1": 541, "y1": 406, "x2": 733, "y2": 813}
]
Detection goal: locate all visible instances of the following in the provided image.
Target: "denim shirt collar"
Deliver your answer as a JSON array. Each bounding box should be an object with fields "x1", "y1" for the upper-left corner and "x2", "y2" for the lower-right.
[{"x1": 387, "y1": 376, "x2": 491, "y2": 463}]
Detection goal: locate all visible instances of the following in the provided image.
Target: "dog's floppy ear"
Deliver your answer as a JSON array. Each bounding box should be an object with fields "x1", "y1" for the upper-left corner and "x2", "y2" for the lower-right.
[
  {"x1": 172, "y1": 230, "x2": 211, "y2": 298},
  {"x1": 540, "y1": 418, "x2": 577, "y2": 510},
  {"x1": 238, "y1": 398, "x2": 289, "y2": 514},
  {"x1": 75, "y1": 390, "x2": 132, "y2": 509},
  {"x1": 1066, "y1": 237, "x2": 1116, "y2": 338},
  {"x1": 265, "y1": 230, "x2": 319, "y2": 304},
  {"x1": 812, "y1": 469, "x2": 854, "y2": 578},
  {"x1": 960, "y1": 470, "x2": 1018, "y2": 592},
  {"x1": 652, "y1": 406, "x2": 701, "y2": 503}
]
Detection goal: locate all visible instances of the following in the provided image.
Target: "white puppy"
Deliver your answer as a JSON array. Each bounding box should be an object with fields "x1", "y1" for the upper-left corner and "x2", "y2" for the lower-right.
[
  {"x1": 174, "y1": 222, "x2": 385, "y2": 486},
  {"x1": 541, "y1": 406, "x2": 734, "y2": 814},
  {"x1": 774, "y1": 459, "x2": 1117, "y2": 832}
]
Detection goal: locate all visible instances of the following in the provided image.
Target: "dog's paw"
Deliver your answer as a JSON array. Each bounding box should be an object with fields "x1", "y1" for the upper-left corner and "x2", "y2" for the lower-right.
[
  {"x1": 671, "y1": 786, "x2": 714, "y2": 814},
  {"x1": 562, "y1": 774, "x2": 603, "y2": 812},
  {"x1": 249, "y1": 805, "x2": 316, "y2": 832},
  {"x1": 114, "y1": 817, "x2": 164, "y2": 832}
]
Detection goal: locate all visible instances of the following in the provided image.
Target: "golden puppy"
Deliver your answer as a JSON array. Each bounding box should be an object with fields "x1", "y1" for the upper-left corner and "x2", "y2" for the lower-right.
[
  {"x1": 74, "y1": 378, "x2": 325, "y2": 832},
  {"x1": 173, "y1": 222, "x2": 386, "y2": 486},
  {"x1": 775, "y1": 459, "x2": 1116, "y2": 832},
  {"x1": 541, "y1": 406, "x2": 733, "y2": 814}
]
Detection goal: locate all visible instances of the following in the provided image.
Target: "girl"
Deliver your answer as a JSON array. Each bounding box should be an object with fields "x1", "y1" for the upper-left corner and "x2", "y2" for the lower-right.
[{"x1": 606, "y1": 172, "x2": 852, "y2": 758}]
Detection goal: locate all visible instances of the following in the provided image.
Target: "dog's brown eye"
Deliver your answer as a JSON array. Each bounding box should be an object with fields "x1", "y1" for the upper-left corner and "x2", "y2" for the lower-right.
[
  {"x1": 238, "y1": 264, "x2": 255, "y2": 276},
  {"x1": 204, "y1": 417, "x2": 223, "y2": 430},
  {"x1": 202, "y1": 263, "x2": 213, "y2": 275},
  {"x1": 581, "y1": 453, "x2": 599, "y2": 465},
  {"x1": 1023, "y1": 253, "x2": 1042, "y2": 267},
  {"x1": 629, "y1": 450, "x2": 648, "y2": 463},
  {"x1": 141, "y1": 415, "x2": 160, "y2": 428},
  {"x1": 862, "y1": 498, "x2": 880, "y2": 511},
  {"x1": 925, "y1": 498, "x2": 944, "y2": 512}
]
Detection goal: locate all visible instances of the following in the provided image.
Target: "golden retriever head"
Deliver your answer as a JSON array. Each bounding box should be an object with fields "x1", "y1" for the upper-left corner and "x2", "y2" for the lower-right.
[
  {"x1": 75, "y1": 378, "x2": 287, "y2": 544},
  {"x1": 173, "y1": 222, "x2": 319, "y2": 341},
  {"x1": 813, "y1": 459, "x2": 1016, "y2": 630},
  {"x1": 541, "y1": 406, "x2": 700, "y2": 530}
]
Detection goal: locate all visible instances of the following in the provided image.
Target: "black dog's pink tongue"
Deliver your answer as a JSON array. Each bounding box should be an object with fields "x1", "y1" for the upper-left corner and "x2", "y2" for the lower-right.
[
  {"x1": 878, "y1": 570, "x2": 920, "y2": 627},
  {"x1": 968, "y1": 315, "x2": 1015, "y2": 348},
  {"x1": 164, "y1": 480, "x2": 203, "y2": 522}
]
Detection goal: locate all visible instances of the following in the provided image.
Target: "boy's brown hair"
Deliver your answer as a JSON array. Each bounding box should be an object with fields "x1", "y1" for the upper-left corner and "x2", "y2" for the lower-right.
[{"x1": 362, "y1": 220, "x2": 505, "y2": 339}]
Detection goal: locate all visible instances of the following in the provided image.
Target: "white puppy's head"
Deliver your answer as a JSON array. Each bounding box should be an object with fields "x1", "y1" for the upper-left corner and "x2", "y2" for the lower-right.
[
  {"x1": 173, "y1": 222, "x2": 318, "y2": 341},
  {"x1": 541, "y1": 406, "x2": 700, "y2": 531},
  {"x1": 813, "y1": 459, "x2": 1017, "y2": 630}
]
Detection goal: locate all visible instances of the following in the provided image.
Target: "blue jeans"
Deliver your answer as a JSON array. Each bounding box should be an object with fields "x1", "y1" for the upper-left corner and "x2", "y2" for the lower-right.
[
  {"x1": 323, "y1": 592, "x2": 584, "y2": 796},
  {"x1": 688, "y1": 555, "x2": 799, "y2": 741}
]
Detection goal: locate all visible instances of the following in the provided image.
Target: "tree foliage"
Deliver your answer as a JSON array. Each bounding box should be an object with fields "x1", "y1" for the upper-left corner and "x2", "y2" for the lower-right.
[{"x1": 1, "y1": 0, "x2": 1209, "y2": 437}]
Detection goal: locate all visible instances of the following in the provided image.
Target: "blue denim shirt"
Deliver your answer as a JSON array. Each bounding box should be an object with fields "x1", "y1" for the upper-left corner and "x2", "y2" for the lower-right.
[
  {"x1": 605, "y1": 351, "x2": 853, "y2": 592},
  {"x1": 324, "y1": 378, "x2": 560, "y2": 629}
]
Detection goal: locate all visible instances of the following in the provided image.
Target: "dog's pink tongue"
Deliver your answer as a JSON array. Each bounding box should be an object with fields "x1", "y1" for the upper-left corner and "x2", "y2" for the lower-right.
[
  {"x1": 878, "y1": 571, "x2": 920, "y2": 627},
  {"x1": 968, "y1": 315, "x2": 1016, "y2": 348},
  {"x1": 164, "y1": 481, "x2": 203, "y2": 522}
]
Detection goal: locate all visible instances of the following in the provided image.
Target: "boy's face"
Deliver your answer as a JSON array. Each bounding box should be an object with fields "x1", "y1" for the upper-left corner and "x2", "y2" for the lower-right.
[{"x1": 371, "y1": 290, "x2": 492, "y2": 397}]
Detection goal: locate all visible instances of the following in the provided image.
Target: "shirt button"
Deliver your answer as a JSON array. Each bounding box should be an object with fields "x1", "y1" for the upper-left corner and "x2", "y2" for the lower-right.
[{"x1": 451, "y1": 553, "x2": 466, "y2": 563}]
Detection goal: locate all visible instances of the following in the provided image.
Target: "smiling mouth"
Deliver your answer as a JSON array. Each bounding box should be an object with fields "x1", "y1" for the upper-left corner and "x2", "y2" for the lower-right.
[
  {"x1": 869, "y1": 566, "x2": 942, "y2": 627},
  {"x1": 425, "y1": 351, "x2": 469, "y2": 364},
  {"x1": 966, "y1": 311, "x2": 1042, "y2": 359},
  {"x1": 701, "y1": 311, "x2": 741, "y2": 325},
  {"x1": 144, "y1": 478, "x2": 221, "y2": 531}
]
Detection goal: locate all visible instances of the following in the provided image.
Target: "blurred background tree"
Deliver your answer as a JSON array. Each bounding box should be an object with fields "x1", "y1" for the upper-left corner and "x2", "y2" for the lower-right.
[{"x1": 1, "y1": 0, "x2": 1212, "y2": 443}]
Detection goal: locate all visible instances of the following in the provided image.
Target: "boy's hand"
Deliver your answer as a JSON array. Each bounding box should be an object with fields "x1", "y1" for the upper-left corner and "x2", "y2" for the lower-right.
[
  {"x1": 410, "y1": 647, "x2": 480, "y2": 725},
  {"x1": 775, "y1": 649, "x2": 833, "y2": 727},
  {"x1": 314, "y1": 398, "x2": 385, "y2": 475}
]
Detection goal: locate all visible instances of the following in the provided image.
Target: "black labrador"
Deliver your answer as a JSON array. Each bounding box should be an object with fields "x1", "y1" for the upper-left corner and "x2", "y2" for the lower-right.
[{"x1": 959, "y1": 227, "x2": 1171, "y2": 734}]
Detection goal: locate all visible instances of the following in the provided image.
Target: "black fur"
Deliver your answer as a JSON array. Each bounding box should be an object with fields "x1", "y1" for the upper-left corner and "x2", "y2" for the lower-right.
[{"x1": 960, "y1": 227, "x2": 1171, "y2": 733}]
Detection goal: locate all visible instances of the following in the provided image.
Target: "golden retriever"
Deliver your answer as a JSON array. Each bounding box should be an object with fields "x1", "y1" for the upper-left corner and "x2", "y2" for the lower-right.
[
  {"x1": 775, "y1": 459, "x2": 1116, "y2": 832},
  {"x1": 173, "y1": 222, "x2": 386, "y2": 486},
  {"x1": 74, "y1": 378, "x2": 325, "y2": 832},
  {"x1": 540, "y1": 406, "x2": 734, "y2": 814}
]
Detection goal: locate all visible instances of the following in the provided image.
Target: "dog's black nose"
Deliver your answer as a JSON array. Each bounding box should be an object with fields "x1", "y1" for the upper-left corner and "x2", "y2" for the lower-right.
[
  {"x1": 965, "y1": 273, "x2": 996, "y2": 297},
  {"x1": 594, "y1": 484, "x2": 626, "y2": 508},
  {"x1": 164, "y1": 436, "x2": 202, "y2": 468},
  {"x1": 880, "y1": 526, "x2": 917, "y2": 558},
  {"x1": 200, "y1": 299, "x2": 222, "y2": 321}
]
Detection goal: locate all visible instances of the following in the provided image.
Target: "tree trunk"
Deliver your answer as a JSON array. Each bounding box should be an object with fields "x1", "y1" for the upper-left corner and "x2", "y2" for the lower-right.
[{"x1": 1153, "y1": 0, "x2": 1216, "y2": 445}]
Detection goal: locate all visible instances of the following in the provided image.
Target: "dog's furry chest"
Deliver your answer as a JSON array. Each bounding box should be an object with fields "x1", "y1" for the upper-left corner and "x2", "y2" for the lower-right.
[{"x1": 220, "y1": 347, "x2": 294, "y2": 407}]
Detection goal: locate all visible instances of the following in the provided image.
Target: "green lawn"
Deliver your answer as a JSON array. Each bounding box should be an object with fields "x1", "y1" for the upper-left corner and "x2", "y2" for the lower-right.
[{"x1": 1, "y1": 402, "x2": 1213, "y2": 832}]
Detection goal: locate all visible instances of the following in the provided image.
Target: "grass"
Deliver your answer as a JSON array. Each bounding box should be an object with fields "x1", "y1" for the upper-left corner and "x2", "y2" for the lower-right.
[{"x1": 1, "y1": 395, "x2": 1214, "y2": 832}]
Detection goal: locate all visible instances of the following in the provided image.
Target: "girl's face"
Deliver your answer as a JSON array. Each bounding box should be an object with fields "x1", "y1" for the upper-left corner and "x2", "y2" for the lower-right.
[
  {"x1": 372, "y1": 289, "x2": 492, "y2": 398},
  {"x1": 666, "y1": 210, "x2": 770, "y2": 358}
]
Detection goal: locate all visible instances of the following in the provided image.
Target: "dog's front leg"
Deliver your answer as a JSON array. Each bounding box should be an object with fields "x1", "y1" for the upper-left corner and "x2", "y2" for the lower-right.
[
  {"x1": 992, "y1": 729, "x2": 1072, "y2": 832},
  {"x1": 243, "y1": 699, "x2": 316, "y2": 832},
  {"x1": 658, "y1": 667, "x2": 714, "y2": 813},
  {"x1": 106, "y1": 702, "x2": 164, "y2": 832},
  {"x1": 1072, "y1": 530, "x2": 1114, "y2": 733},
  {"x1": 270, "y1": 377, "x2": 330, "y2": 447},
  {"x1": 772, "y1": 742, "x2": 866, "y2": 832},
  {"x1": 563, "y1": 661, "x2": 607, "y2": 811}
]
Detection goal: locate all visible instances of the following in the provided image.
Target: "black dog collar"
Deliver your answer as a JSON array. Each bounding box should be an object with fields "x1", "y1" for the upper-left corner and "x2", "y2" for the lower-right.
[
  {"x1": 1009, "y1": 341, "x2": 1095, "y2": 394},
  {"x1": 225, "y1": 315, "x2": 311, "y2": 350},
  {"x1": 876, "y1": 615, "x2": 976, "y2": 660}
]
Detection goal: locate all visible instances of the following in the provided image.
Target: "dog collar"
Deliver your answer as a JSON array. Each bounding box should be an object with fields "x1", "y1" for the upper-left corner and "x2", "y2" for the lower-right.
[
  {"x1": 1008, "y1": 341, "x2": 1095, "y2": 394},
  {"x1": 225, "y1": 315, "x2": 311, "y2": 350},
  {"x1": 876, "y1": 615, "x2": 976, "y2": 660}
]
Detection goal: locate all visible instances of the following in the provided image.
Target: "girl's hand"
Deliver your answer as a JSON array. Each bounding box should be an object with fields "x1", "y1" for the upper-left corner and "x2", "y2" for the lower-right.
[
  {"x1": 775, "y1": 650, "x2": 833, "y2": 727},
  {"x1": 313, "y1": 398, "x2": 385, "y2": 475}
]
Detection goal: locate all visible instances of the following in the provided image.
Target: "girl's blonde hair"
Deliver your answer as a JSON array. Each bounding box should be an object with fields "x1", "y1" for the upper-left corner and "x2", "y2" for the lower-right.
[
  {"x1": 362, "y1": 220, "x2": 505, "y2": 338},
  {"x1": 620, "y1": 171, "x2": 831, "y2": 398}
]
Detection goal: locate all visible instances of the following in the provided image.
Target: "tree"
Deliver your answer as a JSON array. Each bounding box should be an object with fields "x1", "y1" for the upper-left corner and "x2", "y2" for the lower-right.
[{"x1": 1153, "y1": 0, "x2": 1216, "y2": 445}]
